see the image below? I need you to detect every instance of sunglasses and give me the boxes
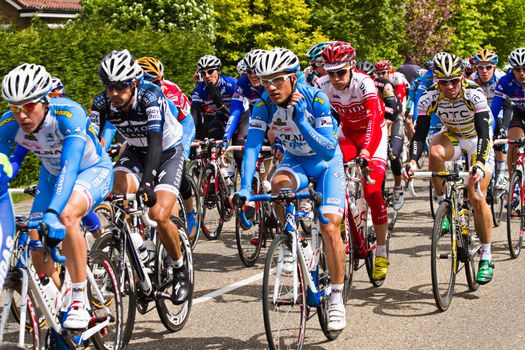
[200,69,217,77]
[376,70,389,75]
[105,80,133,91]
[437,78,462,86]
[246,69,256,75]
[327,68,351,78]
[477,65,494,71]
[513,67,525,73]
[9,101,39,113]
[261,73,293,87]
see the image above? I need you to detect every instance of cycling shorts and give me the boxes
[509,108,525,132]
[29,159,113,223]
[272,148,345,217]
[439,131,494,173]
[114,145,184,195]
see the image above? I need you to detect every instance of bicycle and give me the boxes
[409,168,482,311]
[344,159,388,288]
[90,193,193,347]
[189,139,235,240]
[236,180,351,349]
[494,137,525,258]
[0,218,123,350]
[229,145,276,267]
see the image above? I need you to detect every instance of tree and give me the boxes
[79,0,215,39]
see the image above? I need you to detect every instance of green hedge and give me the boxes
[3,20,213,187]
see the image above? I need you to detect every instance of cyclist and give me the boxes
[404,52,495,284]
[90,49,190,304]
[304,42,332,86]
[491,48,525,178]
[191,55,237,141]
[471,49,512,190]
[356,60,405,210]
[0,63,114,329]
[136,56,199,239]
[236,48,347,331]
[0,153,14,292]
[317,41,391,282]
[397,52,421,84]
[375,60,409,115]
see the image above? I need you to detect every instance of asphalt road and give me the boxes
[12,179,525,349]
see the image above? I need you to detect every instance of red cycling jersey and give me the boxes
[159,79,191,122]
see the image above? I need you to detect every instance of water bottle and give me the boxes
[355,198,367,229]
[130,230,148,263]
[459,207,469,235]
[220,168,233,191]
[262,180,272,193]
[38,274,59,311]
[301,237,313,271]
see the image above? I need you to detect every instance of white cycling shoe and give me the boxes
[63,301,90,330]
[327,302,347,331]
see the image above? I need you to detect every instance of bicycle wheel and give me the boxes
[506,171,523,258]
[430,201,456,312]
[342,212,354,302]
[88,250,124,350]
[489,179,505,227]
[317,241,344,341]
[235,204,263,267]
[0,284,41,350]
[90,229,137,347]
[199,165,224,240]
[155,216,193,332]
[262,234,307,350]
[429,179,437,220]
[463,231,480,292]
[364,224,385,288]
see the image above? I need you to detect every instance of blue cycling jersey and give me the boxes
[413,70,443,132]
[0,188,15,292]
[191,74,237,117]
[90,80,183,152]
[0,97,110,214]
[492,71,525,117]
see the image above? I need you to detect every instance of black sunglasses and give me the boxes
[327,68,350,78]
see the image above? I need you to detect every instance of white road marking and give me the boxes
[193,272,264,304]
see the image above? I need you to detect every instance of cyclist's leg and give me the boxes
[270,153,306,222]
[507,111,525,175]
[112,149,142,194]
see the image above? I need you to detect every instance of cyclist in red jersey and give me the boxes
[316,41,390,282]
[375,60,409,115]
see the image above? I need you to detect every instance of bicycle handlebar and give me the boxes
[225,145,273,153]
[109,193,158,229]
[38,223,66,264]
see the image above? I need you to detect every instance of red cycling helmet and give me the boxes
[322,41,356,71]
[374,60,392,72]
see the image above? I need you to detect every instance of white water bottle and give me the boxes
[302,239,313,270]
[130,230,148,262]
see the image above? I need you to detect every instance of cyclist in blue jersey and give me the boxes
[235,48,347,331]
[493,48,525,176]
[191,55,237,140]
[0,63,114,329]
[90,50,190,304]
[0,153,14,293]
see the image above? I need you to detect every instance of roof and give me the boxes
[15,0,82,12]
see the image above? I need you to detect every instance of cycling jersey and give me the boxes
[388,71,409,110]
[412,79,493,165]
[159,79,191,122]
[241,84,344,216]
[90,81,183,152]
[224,74,263,141]
[0,97,113,215]
[492,71,525,117]
[374,77,401,121]
[0,187,15,292]
[191,74,237,118]
[413,70,443,132]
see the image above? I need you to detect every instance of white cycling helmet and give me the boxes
[255,48,300,77]
[2,63,52,104]
[509,48,525,68]
[98,49,143,84]
[197,55,221,71]
[243,49,266,70]
[237,60,247,75]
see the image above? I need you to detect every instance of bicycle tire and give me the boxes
[181,174,202,251]
[90,229,137,347]
[507,171,523,258]
[429,179,437,220]
[463,231,480,292]
[317,241,343,341]
[235,204,263,267]
[430,201,456,312]
[364,224,385,288]
[0,285,40,350]
[88,249,124,350]
[262,234,307,350]
[155,216,193,332]
[199,165,225,240]
[342,213,355,302]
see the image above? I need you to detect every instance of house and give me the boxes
[0,0,82,28]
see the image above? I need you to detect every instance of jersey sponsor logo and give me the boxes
[256,100,265,108]
[314,96,325,104]
[0,116,15,127]
[54,109,73,119]
[274,118,286,126]
[249,119,267,131]
[146,107,162,121]
[315,116,333,128]
[93,167,110,188]
[56,160,68,195]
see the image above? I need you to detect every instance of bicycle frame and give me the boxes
[0,227,115,348]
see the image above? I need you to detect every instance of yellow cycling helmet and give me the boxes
[136,56,165,82]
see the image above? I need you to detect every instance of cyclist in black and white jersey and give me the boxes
[404,52,495,285]
[90,49,190,304]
